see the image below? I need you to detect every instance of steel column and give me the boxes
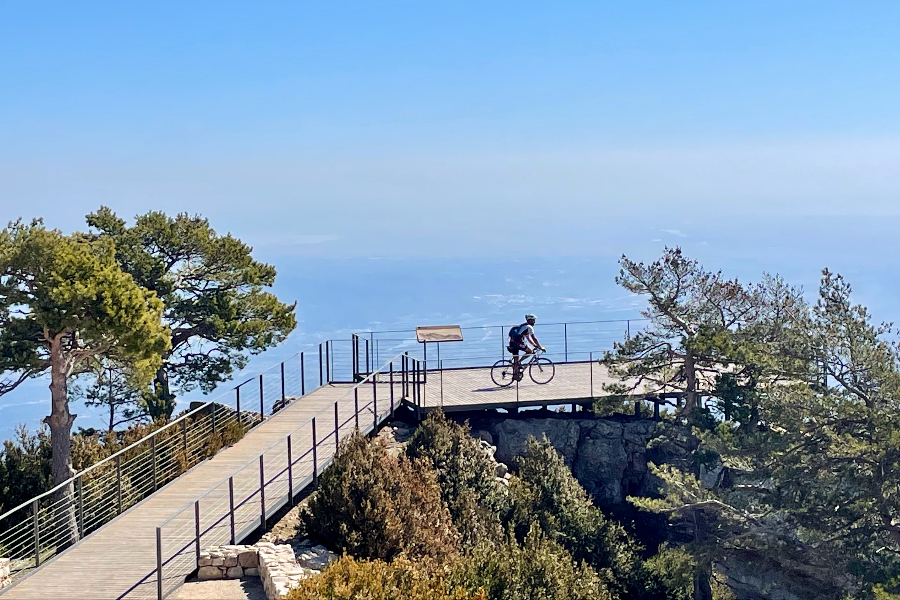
[156,527,163,600]
[287,435,293,506]
[259,374,264,418]
[194,501,201,562]
[259,455,266,528]
[32,499,40,567]
[229,477,235,544]
[312,418,319,486]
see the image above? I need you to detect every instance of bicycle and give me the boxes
[491,349,555,387]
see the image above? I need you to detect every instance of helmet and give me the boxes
[525,314,536,321]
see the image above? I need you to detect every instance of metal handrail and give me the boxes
[156,352,411,529]
[0,343,322,524]
[349,317,649,335]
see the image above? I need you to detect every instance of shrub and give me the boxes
[405,410,507,547]
[511,435,638,576]
[286,555,485,600]
[453,524,615,600]
[301,432,459,561]
[511,435,683,600]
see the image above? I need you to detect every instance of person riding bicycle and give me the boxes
[507,314,545,380]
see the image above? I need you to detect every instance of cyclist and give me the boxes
[507,314,546,380]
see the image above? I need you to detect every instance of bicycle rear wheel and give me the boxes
[529,357,555,384]
[491,359,516,387]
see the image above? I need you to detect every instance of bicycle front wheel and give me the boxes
[491,359,516,387]
[529,357,555,384]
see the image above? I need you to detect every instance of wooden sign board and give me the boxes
[415,325,464,343]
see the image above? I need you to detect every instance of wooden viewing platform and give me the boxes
[0,360,648,600]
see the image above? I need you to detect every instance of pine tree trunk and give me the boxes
[152,363,175,420]
[693,561,713,600]
[684,351,698,413]
[43,335,79,547]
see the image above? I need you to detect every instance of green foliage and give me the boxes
[0,426,51,515]
[86,207,296,419]
[602,246,809,426]
[302,432,459,562]
[453,525,614,600]
[405,410,508,547]
[0,218,171,394]
[286,555,486,600]
[511,436,637,576]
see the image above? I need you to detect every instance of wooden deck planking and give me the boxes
[1,382,384,600]
[1,362,630,600]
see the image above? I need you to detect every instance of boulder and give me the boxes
[197,566,223,581]
[225,566,244,579]
[238,550,259,568]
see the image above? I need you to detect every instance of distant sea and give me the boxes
[3,215,900,440]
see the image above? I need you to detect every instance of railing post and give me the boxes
[281,362,286,401]
[77,475,84,539]
[211,402,217,434]
[287,435,293,506]
[564,323,568,363]
[334,402,339,451]
[151,434,158,492]
[194,500,201,562]
[182,419,188,454]
[365,338,370,375]
[389,361,395,419]
[156,526,163,600]
[32,499,40,568]
[589,352,594,398]
[352,334,358,380]
[373,375,378,429]
[500,326,505,360]
[229,476,235,544]
[326,341,331,383]
[236,386,242,426]
[312,418,318,487]
[319,344,324,386]
[627,320,631,339]
[116,454,123,515]
[259,455,266,529]
[259,374,264,418]
[354,387,359,430]
[301,352,306,396]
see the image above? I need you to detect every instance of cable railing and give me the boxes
[350,318,648,377]
[154,353,423,600]
[0,340,347,586]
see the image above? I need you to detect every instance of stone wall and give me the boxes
[0,558,10,590]
[197,541,336,600]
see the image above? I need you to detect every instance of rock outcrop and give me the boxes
[471,415,659,506]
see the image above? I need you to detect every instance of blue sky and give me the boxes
[2,1,900,258]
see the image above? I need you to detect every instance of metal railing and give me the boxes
[351,318,648,377]
[154,353,423,600]
[0,340,346,586]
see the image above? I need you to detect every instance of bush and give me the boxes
[301,432,459,561]
[405,410,507,546]
[453,524,614,600]
[286,555,485,600]
[511,435,683,600]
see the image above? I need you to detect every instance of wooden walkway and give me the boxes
[1,362,630,600]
